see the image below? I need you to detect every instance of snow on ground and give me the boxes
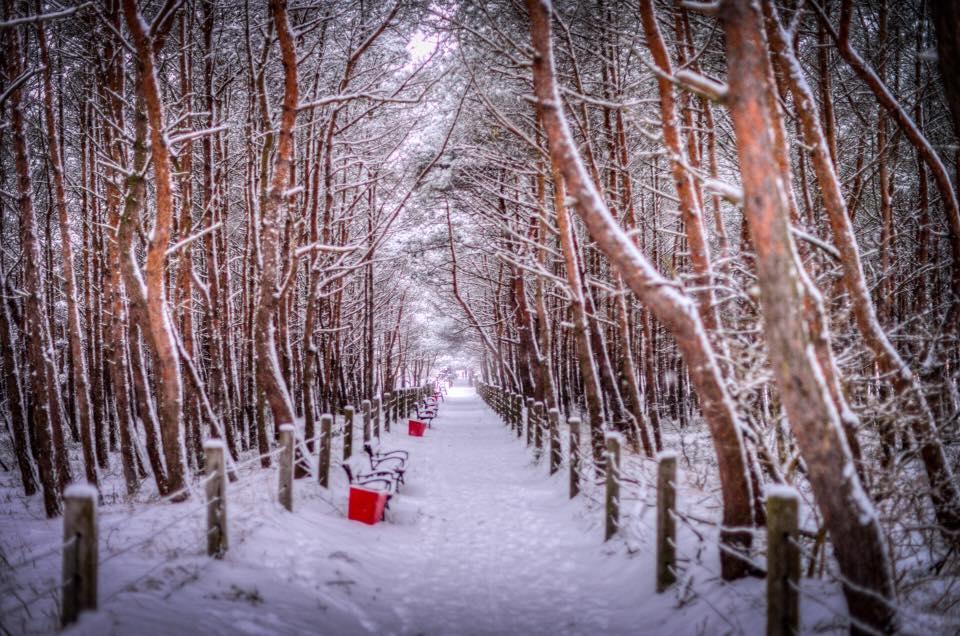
[2,382,855,635]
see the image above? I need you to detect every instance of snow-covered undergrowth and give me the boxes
[1,384,942,635]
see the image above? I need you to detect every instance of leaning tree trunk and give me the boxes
[764,0,960,548]
[722,0,897,631]
[526,0,757,580]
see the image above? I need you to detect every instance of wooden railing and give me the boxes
[476,381,801,636]
[0,384,433,631]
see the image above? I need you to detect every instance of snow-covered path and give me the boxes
[71,383,660,635]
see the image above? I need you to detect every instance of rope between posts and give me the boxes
[232,429,329,474]
[3,536,76,573]
[1,416,366,627]
[786,535,818,560]
[0,572,61,604]
[98,500,208,567]
[784,538,906,615]
[715,540,767,574]
[787,580,886,636]
[226,469,276,495]
[98,472,217,536]
[231,445,287,471]
[665,535,759,608]
[0,577,70,618]
[669,509,706,542]
[100,485,292,608]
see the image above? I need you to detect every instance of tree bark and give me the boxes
[764,0,960,546]
[723,1,897,630]
[256,0,300,431]
[122,0,188,497]
[526,0,757,579]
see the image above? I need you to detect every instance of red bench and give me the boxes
[408,419,427,436]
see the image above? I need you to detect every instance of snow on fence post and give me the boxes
[62,483,98,626]
[766,486,800,636]
[383,393,392,433]
[533,401,544,460]
[278,424,295,512]
[656,451,677,592]
[318,413,333,487]
[373,395,382,438]
[362,400,372,443]
[548,407,561,475]
[604,433,622,541]
[343,406,355,460]
[525,397,535,446]
[204,440,227,558]
[568,417,581,498]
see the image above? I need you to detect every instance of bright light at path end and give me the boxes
[407,29,439,63]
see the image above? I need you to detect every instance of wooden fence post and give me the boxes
[766,486,800,636]
[533,401,544,460]
[205,440,227,557]
[374,395,382,438]
[278,424,294,512]
[343,406,355,460]
[568,417,581,498]
[318,413,332,487]
[656,451,677,592]
[548,407,561,475]
[605,432,622,541]
[383,393,392,433]
[514,394,522,437]
[525,397,535,446]
[362,399,372,443]
[62,484,97,627]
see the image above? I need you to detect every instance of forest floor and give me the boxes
[1,383,856,635]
